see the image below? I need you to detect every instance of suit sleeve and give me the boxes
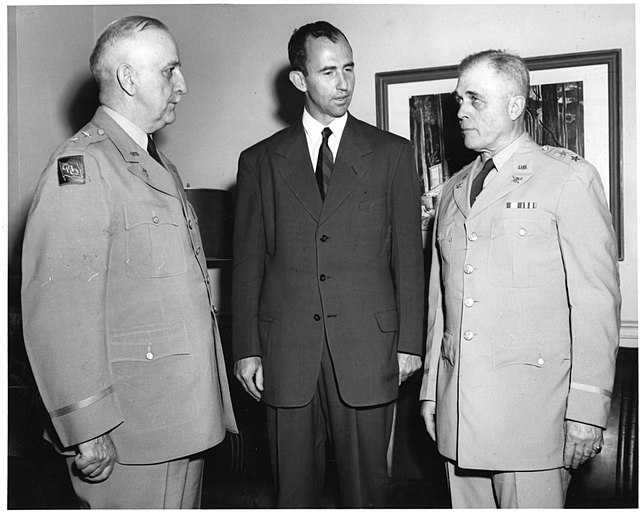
[391,141,425,355]
[420,206,444,401]
[231,149,266,361]
[557,162,621,428]
[21,150,123,449]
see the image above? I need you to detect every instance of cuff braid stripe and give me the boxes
[49,385,115,418]
[570,381,612,398]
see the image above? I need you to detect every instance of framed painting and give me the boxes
[375,49,623,259]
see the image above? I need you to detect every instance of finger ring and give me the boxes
[593,446,602,454]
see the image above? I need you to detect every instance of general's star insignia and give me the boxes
[571,155,580,162]
[559,150,567,157]
[512,176,523,184]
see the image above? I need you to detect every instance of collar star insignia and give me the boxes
[559,150,567,157]
[571,155,580,162]
[456,181,464,189]
[512,176,523,184]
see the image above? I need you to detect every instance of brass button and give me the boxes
[518,228,527,236]
[468,232,478,242]
[537,357,545,365]
[464,264,474,274]
[463,330,474,341]
[152,216,160,224]
[146,351,154,360]
[464,298,475,307]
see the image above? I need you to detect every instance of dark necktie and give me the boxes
[315,127,334,200]
[147,134,164,167]
[470,158,494,207]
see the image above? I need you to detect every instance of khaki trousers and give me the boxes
[66,453,204,509]
[446,460,572,508]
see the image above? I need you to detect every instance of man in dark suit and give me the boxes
[232,21,424,508]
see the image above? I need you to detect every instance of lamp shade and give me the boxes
[185,188,234,262]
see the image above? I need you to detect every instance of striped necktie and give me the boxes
[315,127,334,200]
[470,158,494,207]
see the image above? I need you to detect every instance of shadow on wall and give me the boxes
[273,64,304,126]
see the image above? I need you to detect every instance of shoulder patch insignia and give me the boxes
[57,155,86,186]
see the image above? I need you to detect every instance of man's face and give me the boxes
[296,35,355,125]
[129,28,187,133]
[453,61,518,157]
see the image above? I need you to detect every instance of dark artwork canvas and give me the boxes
[410,80,585,197]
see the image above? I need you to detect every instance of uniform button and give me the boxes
[314,314,321,321]
[464,297,475,307]
[463,330,474,341]
[518,228,527,236]
[146,351,154,360]
[196,247,201,255]
[97,129,105,135]
[537,357,545,365]
[464,264,474,274]
[320,235,329,242]
[206,277,210,284]
[152,216,160,224]
[468,232,478,242]
[320,274,326,281]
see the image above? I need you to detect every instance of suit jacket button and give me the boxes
[463,330,474,341]
[320,274,326,281]
[314,314,321,321]
[320,235,329,242]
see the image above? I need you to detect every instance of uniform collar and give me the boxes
[101,105,148,153]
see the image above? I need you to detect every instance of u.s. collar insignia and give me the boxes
[511,176,523,184]
[57,155,86,186]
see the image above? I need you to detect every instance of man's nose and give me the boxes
[174,69,187,95]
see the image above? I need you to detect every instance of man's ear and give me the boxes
[508,95,526,120]
[289,70,307,93]
[117,64,135,96]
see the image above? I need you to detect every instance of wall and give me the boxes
[8,4,637,343]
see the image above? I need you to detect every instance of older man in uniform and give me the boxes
[420,49,620,508]
[21,15,236,509]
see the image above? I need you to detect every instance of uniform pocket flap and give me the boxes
[374,309,398,333]
[110,320,189,362]
[124,201,179,229]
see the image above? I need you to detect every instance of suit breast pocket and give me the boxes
[124,201,187,278]
[488,214,562,288]
[356,197,388,249]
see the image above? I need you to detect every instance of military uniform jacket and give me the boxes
[232,114,424,408]
[420,134,620,471]
[22,107,237,465]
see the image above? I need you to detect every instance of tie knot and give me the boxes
[322,127,332,142]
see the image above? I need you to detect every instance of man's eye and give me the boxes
[471,96,483,107]
[164,68,174,77]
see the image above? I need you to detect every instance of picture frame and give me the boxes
[375,49,623,260]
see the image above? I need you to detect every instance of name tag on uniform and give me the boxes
[505,201,537,209]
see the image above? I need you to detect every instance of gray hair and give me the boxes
[89,15,168,84]
[459,49,530,97]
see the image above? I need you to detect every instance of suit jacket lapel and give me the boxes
[92,107,181,200]
[275,123,323,220]
[320,115,371,224]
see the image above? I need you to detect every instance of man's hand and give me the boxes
[421,400,437,442]
[234,356,264,401]
[563,420,604,469]
[398,352,422,385]
[75,433,117,482]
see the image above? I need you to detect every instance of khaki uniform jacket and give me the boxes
[420,134,620,471]
[22,107,237,465]
[232,114,424,408]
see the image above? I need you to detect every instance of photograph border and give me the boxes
[375,49,623,260]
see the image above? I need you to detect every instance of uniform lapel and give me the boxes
[92,107,181,200]
[468,136,537,218]
[453,157,480,218]
[319,115,371,224]
[275,124,323,221]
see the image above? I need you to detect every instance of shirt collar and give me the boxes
[491,132,528,172]
[302,108,348,144]
[102,105,149,152]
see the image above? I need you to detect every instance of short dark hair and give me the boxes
[288,21,349,75]
[459,49,530,97]
[89,15,168,82]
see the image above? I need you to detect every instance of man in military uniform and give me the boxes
[21,15,236,508]
[420,49,620,508]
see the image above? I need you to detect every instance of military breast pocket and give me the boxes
[124,201,187,278]
[488,214,561,288]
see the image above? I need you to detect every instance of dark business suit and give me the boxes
[232,113,424,506]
